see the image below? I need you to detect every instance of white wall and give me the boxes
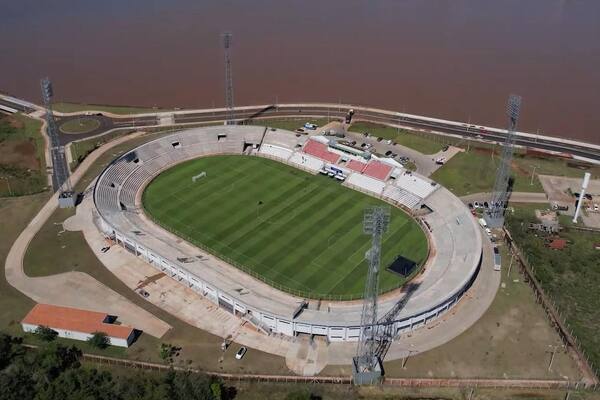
[21,323,132,348]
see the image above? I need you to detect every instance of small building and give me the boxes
[547,238,568,251]
[21,304,136,348]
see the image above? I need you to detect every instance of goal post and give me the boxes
[192,172,207,182]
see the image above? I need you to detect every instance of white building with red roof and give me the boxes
[21,304,136,348]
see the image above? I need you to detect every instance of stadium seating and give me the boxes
[94,125,482,343]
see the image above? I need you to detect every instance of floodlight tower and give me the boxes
[352,206,390,385]
[485,94,522,228]
[41,78,75,208]
[222,32,235,125]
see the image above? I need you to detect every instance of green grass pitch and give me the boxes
[142,156,429,300]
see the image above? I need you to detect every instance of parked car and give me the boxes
[376,137,383,142]
[235,347,247,360]
[385,150,393,156]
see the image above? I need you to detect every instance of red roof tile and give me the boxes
[22,304,134,339]
[346,160,367,173]
[303,140,340,164]
[363,160,392,181]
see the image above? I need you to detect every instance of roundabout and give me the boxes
[59,117,101,134]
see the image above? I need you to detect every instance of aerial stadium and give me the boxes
[92,124,483,342]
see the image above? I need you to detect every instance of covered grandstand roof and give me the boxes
[303,140,340,164]
[363,160,392,181]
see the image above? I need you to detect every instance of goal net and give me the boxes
[192,172,207,182]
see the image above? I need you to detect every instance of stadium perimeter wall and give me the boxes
[92,126,482,342]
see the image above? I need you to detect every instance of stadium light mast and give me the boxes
[485,94,522,228]
[352,206,390,385]
[222,32,235,125]
[40,78,76,208]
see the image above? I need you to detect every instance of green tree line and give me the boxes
[0,333,227,400]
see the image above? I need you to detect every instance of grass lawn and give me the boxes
[432,146,600,197]
[322,244,581,380]
[348,122,445,155]
[53,102,160,115]
[143,156,428,300]
[506,206,600,376]
[59,117,101,134]
[0,113,48,197]
[0,194,49,334]
[17,133,291,374]
[247,118,333,132]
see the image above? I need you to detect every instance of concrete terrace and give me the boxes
[92,125,482,341]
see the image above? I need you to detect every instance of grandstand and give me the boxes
[93,125,482,342]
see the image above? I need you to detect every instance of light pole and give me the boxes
[530,165,539,186]
[1,176,12,196]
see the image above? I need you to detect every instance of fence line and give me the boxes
[76,351,598,390]
[502,227,599,385]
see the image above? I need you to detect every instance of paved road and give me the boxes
[4,130,171,338]
[461,192,549,205]
[2,93,599,162]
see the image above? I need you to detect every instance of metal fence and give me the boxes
[503,227,599,385]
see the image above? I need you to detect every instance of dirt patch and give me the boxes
[473,146,496,156]
[0,139,39,170]
[512,161,530,177]
[6,115,24,129]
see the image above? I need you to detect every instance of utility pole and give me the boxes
[530,165,538,186]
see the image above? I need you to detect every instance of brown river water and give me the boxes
[1,0,599,143]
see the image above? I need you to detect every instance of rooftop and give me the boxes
[22,304,134,339]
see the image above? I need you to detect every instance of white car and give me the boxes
[235,346,247,360]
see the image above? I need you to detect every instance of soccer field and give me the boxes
[142,155,428,299]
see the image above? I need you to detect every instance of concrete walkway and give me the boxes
[4,131,171,338]
[460,192,549,205]
[76,178,500,374]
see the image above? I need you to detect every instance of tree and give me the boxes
[285,388,321,400]
[36,342,82,381]
[87,332,110,349]
[35,325,58,342]
[0,333,24,370]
